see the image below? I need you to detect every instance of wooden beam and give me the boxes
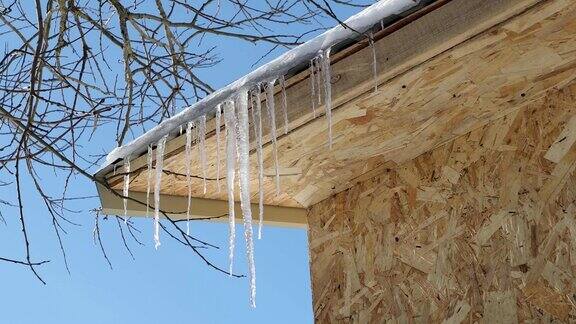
[96,184,307,228]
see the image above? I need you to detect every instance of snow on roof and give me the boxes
[100,0,421,172]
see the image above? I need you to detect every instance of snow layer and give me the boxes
[101,0,419,169]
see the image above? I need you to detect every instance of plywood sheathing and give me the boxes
[272,0,576,207]
[108,0,576,210]
[307,83,576,323]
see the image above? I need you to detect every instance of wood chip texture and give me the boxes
[308,82,576,322]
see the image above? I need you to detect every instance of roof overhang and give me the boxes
[96,0,576,227]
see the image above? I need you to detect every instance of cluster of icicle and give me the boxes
[120,48,345,308]
[310,49,335,148]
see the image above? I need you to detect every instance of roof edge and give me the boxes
[97,0,423,175]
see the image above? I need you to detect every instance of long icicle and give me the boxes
[321,49,333,149]
[315,57,323,105]
[279,76,289,135]
[215,104,222,193]
[185,120,194,235]
[146,146,153,217]
[122,158,130,223]
[251,87,265,239]
[223,100,237,276]
[309,60,317,118]
[369,32,378,93]
[266,81,281,195]
[235,90,257,308]
[154,135,168,249]
[198,115,208,194]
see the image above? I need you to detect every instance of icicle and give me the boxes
[215,104,222,193]
[251,87,265,239]
[266,81,281,195]
[309,61,317,118]
[315,57,323,105]
[223,100,237,276]
[235,90,257,308]
[279,76,289,135]
[369,32,378,93]
[146,146,153,217]
[153,135,167,250]
[185,121,194,235]
[122,158,130,223]
[321,49,333,149]
[198,115,208,194]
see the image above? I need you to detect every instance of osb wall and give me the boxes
[307,83,576,323]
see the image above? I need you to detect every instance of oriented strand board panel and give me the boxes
[106,0,576,210]
[307,84,576,323]
[272,0,576,207]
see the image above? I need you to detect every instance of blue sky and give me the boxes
[0,2,363,323]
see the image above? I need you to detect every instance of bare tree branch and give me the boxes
[0,0,369,282]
